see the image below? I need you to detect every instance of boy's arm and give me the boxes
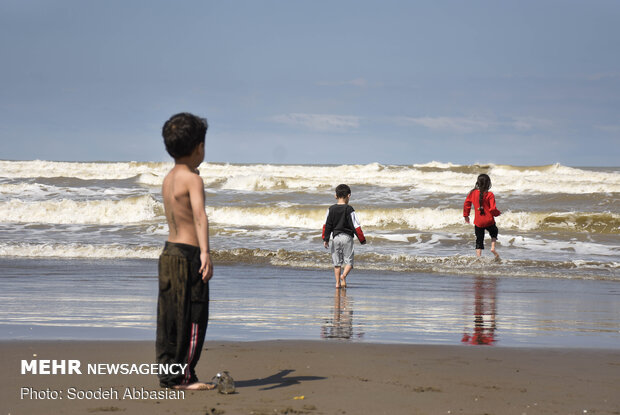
[350,210,366,245]
[188,173,213,282]
[322,209,331,248]
[488,192,501,217]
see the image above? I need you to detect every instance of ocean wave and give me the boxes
[2,243,617,281]
[0,182,60,196]
[205,206,620,234]
[0,182,141,201]
[412,161,462,169]
[0,195,162,225]
[502,234,619,256]
[3,160,619,194]
[503,211,620,233]
[0,242,162,259]
[0,160,172,180]
[1,194,618,234]
[224,249,619,280]
[200,162,620,194]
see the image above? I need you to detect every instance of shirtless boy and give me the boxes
[156,112,214,390]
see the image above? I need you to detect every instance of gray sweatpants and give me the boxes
[330,233,354,267]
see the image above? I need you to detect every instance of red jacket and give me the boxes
[463,190,501,228]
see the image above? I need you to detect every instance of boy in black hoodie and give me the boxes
[322,184,366,288]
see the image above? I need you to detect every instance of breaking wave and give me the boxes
[0,242,161,259]
[0,160,172,180]
[3,160,619,194]
[0,195,162,225]
[1,195,618,234]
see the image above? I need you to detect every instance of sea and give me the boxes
[1,160,619,347]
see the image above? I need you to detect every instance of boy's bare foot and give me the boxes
[491,248,500,259]
[172,382,215,391]
[340,277,347,288]
[336,283,341,288]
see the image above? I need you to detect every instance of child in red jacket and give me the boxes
[463,174,501,259]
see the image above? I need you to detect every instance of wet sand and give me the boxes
[3,340,619,415]
[3,260,620,348]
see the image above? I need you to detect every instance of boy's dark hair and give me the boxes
[335,184,351,199]
[162,113,208,159]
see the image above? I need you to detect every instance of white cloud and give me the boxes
[269,113,361,132]
[395,116,492,133]
[391,116,553,134]
[595,124,620,133]
[509,117,554,131]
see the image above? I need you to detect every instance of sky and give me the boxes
[1,0,619,166]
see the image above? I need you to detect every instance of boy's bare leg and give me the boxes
[490,238,500,259]
[340,265,353,287]
[476,249,482,257]
[334,266,342,288]
[173,382,216,391]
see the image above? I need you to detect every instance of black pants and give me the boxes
[156,242,209,388]
[474,225,498,250]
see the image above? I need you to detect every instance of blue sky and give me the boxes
[1,0,619,166]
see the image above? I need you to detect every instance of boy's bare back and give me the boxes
[163,165,203,247]
[162,162,213,281]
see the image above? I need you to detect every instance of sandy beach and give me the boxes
[2,340,619,415]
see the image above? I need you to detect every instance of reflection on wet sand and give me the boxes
[321,289,364,340]
[462,276,497,345]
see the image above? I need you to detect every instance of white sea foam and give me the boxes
[207,206,469,231]
[2,192,617,235]
[136,171,224,188]
[259,249,620,280]
[0,182,59,199]
[488,163,620,194]
[1,243,617,282]
[203,163,475,192]
[207,206,619,233]
[207,206,325,229]
[204,162,620,194]
[371,233,422,243]
[0,182,140,200]
[0,242,161,259]
[206,206,461,230]
[501,211,620,233]
[0,195,162,224]
[3,160,618,194]
[412,161,462,169]
[219,174,330,192]
[0,160,172,180]
[501,234,619,257]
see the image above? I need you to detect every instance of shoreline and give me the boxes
[4,336,620,351]
[2,260,620,348]
[3,340,620,414]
